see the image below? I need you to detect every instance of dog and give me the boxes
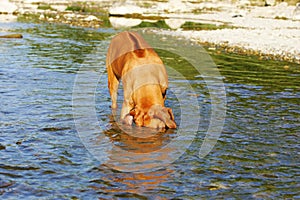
[106,31,176,129]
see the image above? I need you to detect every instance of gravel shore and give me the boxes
[1,0,300,63]
[153,11,300,63]
[110,0,300,63]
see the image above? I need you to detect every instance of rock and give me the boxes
[63,13,76,21]
[292,3,300,20]
[157,0,190,13]
[265,0,276,6]
[109,17,141,28]
[51,5,67,12]
[165,18,186,29]
[238,0,251,7]
[232,14,243,18]
[39,14,45,20]
[276,2,288,8]
[0,143,5,150]
[109,4,144,15]
[283,65,289,70]
[0,15,17,22]
[0,0,17,14]
[84,15,98,21]
[0,34,23,38]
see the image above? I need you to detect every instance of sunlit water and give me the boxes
[0,22,299,199]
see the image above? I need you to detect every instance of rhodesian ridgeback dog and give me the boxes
[106,31,176,129]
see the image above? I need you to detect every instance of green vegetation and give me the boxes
[17,13,42,23]
[133,20,170,29]
[37,4,54,11]
[109,13,166,21]
[181,22,235,31]
[275,16,288,20]
[136,2,153,8]
[98,16,111,28]
[191,7,221,14]
[65,3,107,14]
[132,20,235,30]
[65,5,84,12]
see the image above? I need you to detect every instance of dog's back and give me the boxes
[106,31,164,79]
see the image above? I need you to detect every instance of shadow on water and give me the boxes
[0,21,299,199]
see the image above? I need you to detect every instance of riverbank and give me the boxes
[1,0,300,63]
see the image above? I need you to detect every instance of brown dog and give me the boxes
[106,31,176,129]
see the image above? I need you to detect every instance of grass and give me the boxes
[17,13,41,23]
[133,20,170,29]
[181,22,235,31]
[137,2,153,8]
[191,7,221,14]
[109,13,166,21]
[37,4,55,11]
[66,5,85,12]
[65,3,108,14]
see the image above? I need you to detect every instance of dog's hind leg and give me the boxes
[107,65,119,109]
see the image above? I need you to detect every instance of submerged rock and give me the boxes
[0,143,5,150]
[0,34,23,38]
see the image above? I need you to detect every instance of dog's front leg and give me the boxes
[120,100,134,125]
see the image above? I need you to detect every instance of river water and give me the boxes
[0,21,299,199]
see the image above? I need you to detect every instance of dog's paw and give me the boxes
[121,114,133,125]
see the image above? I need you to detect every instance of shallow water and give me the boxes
[0,22,299,199]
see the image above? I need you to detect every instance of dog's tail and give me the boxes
[128,32,148,58]
[133,49,146,58]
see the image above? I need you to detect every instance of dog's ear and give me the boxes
[164,107,176,129]
[154,107,176,129]
[166,107,175,121]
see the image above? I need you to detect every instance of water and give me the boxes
[0,21,299,199]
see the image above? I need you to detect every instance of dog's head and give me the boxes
[129,105,176,129]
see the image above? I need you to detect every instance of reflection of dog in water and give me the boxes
[106,31,176,129]
[103,114,175,153]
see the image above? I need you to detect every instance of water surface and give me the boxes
[0,22,299,199]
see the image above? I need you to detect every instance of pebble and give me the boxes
[283,65,289,70]
[34,10,103,29]
[39,14,45,20]
[293,3,300,20]
[156,29,300,64]
[84,15,98,21]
